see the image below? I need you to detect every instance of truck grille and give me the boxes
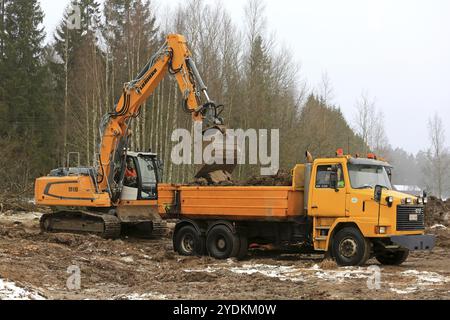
[396,205,425,231]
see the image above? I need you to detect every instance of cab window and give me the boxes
[315,165,345,189]
[137,156,158,200]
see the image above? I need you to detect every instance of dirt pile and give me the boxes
[190,169,292,187]
[0,195,48,214]
[237,169,292,186]
[425,197,449,227]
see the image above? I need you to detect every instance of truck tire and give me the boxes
[174,225,205,256]
[206,225,240,259]
[375,249,409,265]
[236,234,249,260]
[331,227,370,266]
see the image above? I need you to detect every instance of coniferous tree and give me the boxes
[0,0,56,191]
[52,0,103,165]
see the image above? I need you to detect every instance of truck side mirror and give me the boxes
[374,185,383,202]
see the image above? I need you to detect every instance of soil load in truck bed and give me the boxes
[190,169,293,187]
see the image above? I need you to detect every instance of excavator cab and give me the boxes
[120,152,162,201]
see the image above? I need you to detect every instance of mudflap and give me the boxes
[390,235,436,251]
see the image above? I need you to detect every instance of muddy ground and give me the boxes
[0,210,449,300]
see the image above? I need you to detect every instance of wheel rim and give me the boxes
[339,237,358,258]
[181,234,195,253]
[216,236,227,252]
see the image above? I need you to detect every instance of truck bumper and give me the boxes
[390,235,436,251]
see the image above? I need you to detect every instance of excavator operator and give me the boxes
[125,158,138,187]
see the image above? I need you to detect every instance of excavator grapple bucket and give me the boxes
[195,128,238,184]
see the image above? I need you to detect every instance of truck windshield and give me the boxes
[348,164,392,190]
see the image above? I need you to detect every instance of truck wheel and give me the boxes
[206,225,239,259]
[174,225,205,256]
[375,249,409,265]
[236,234,248,260]
[331,227,370,266]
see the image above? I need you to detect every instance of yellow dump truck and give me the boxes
[158,152,435,266]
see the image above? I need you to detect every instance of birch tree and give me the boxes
[353,91,388,155]
[425,113,450,198]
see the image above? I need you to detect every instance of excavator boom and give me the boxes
[99,34,235,201]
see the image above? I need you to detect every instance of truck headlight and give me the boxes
[417,198,423,204]
[405,198,412,204]
[386,196,394,207]
[423,197,428,204]
[376,226,387,234]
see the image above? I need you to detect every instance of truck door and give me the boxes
[310,164,347,217]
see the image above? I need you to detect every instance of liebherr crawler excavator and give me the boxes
[34,34,235,238]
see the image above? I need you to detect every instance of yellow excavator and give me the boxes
[35,34,235,238]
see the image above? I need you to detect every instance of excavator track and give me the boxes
[40,210,121,239]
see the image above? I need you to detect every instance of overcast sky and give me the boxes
[40,0,450,155]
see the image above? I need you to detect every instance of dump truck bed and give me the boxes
[158,184,304,221]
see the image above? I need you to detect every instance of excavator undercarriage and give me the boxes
[40,210,122,239]
[39,210,169,239]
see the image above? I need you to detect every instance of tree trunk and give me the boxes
[169,83,178,182]
[164,80,172,180]
[63,25,69,166]
[85,71,90,166]
[155,84,160,153]
[0,0,4,57]
[158,80,165,156]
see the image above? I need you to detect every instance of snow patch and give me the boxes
[430,224,447,230]
[0,279,45,300]
[389,287,418,294]
[229,264,305,282]
[120,292,167,300]
[185,263,450,290]
[184,266,217,274]
[310,266,373,282]
[185,263,377,284]
[401,270,449,284]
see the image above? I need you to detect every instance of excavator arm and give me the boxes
[98,34,233,201]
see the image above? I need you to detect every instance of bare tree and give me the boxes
[318,71,334,104]
[353,91,388,154]
[425,113,450,198]
[244,0,267,45]
[370,108,389,154]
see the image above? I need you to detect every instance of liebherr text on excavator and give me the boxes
[35,34,236,238]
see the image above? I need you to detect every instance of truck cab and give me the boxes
[306,153,435,266]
